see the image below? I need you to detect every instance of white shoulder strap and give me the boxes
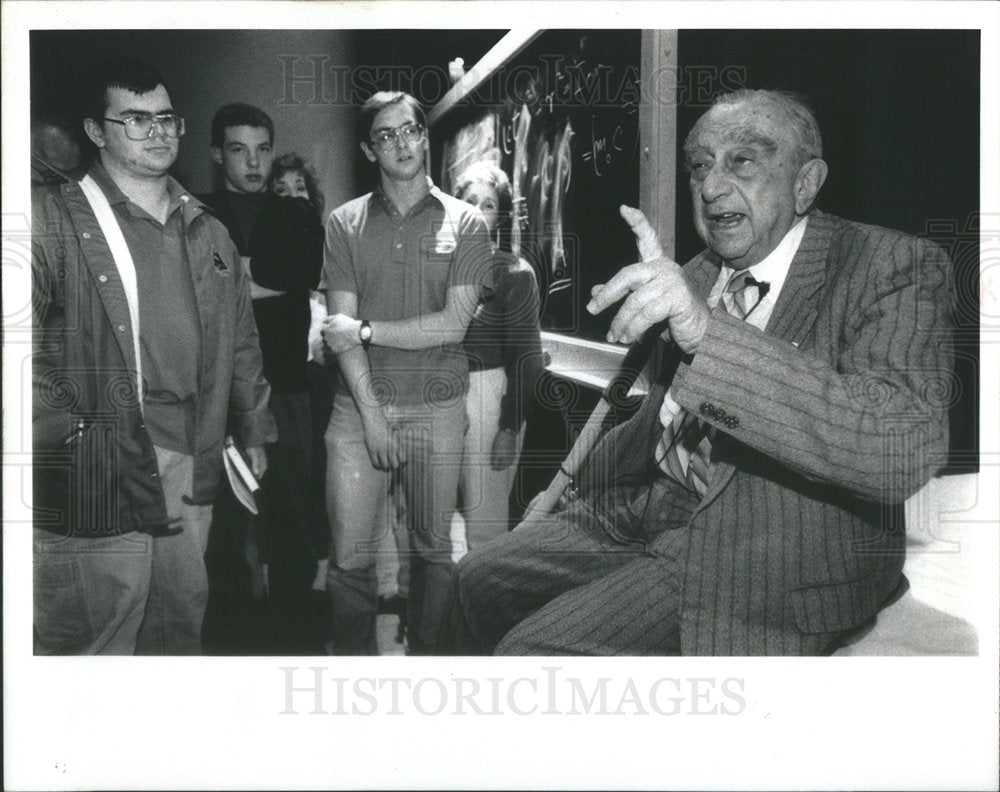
[77,174,143,412]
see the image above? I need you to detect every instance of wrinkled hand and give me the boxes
[490,428,518,470]
[361,409,405,471]
[586,205,709,352]
[310,329,334,365]
[308,296,332,364]
[246,446,268,480]
[321,314,362,355]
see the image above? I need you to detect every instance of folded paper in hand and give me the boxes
[224,436,259,514]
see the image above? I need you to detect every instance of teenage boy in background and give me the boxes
[200,103,324,653]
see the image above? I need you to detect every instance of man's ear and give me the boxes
[794,158,828,215]
[210,146,223,166]
[83,118,104,149]
[360,141,377,163]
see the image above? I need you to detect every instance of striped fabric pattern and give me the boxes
[453,211,953,655]
[649,211,950,654]
[453,476,698,655]
[724,269,768,319]
[658,267,767,494]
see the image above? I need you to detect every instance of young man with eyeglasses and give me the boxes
[318,91,492,654]
[197,104,325,654]
[31,58,276,654]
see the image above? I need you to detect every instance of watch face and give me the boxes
[360,322,372,342]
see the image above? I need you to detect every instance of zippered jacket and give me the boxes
[31,168,277,537]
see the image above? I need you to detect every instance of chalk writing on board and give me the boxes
[437,30,641,338]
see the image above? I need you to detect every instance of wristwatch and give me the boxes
[359,319,372,349]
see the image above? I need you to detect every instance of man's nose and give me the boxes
[247,149,259,166]
[699,165,731,202]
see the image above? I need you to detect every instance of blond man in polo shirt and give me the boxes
[320,91,492,655]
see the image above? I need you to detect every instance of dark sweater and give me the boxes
[199,191,323,393]
[462,251,546,431]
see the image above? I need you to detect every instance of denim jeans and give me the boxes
[33,446,212,655]
[325,395,467,653]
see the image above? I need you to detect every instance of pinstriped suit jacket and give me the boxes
[581,210,953,655]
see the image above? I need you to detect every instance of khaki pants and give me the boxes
[324,395,467,654]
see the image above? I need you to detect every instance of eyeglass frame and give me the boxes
[367,122,425,154]
[102,113,186,140]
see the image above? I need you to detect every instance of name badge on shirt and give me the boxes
[433,238,456,255]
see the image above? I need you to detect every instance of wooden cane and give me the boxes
[517,204,671,526]
[518,321,667,527]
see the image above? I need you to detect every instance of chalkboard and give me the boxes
[432,30,642,341]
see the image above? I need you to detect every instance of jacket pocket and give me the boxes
[788,574,881,635]
[34,418,122,538]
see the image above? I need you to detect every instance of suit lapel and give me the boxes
[693,211,834,514]
[684,250,723,302]
[761,210,834,346]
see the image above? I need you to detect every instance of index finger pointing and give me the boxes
[620,204,664,262]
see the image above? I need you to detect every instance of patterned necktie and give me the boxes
[657,270,770,496]
[724,269,770,320]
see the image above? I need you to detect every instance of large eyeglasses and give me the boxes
[103,113,186,140]
[369,123,425,153]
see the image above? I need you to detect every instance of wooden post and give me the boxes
[639,30,678,260]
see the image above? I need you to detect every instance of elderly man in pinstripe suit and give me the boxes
[451,89,953,656]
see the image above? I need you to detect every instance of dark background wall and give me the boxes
[31,29,360,212]
[30,28,506,209]
[675,30,980,255]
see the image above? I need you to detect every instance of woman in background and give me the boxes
[268,153,329,369]
[453,161,545,549]
[269,152,325,213]
[266,153,335,642]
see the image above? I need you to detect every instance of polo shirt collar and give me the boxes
[373,175,440,219]
[87,161,202,223]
